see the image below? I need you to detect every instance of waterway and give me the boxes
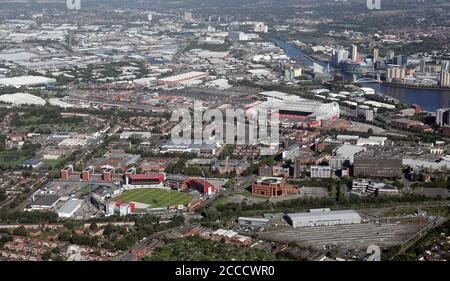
[270,37,326,67]
[270,37,450,112]
[360,83,450,112]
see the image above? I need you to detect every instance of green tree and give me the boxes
[13,226,28,236]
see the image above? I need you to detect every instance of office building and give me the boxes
[285,69,295,81]
[351,44,358,62]
[357,105,374,121]
[440,61,450,87]
[393,55,408,66]
[386,64,406,82]
[373,48,379,63]
[228,31,247,41]
[330,156,346,169]
[183,12,193,21]
[353,156,402,178]
[254,23,268,33]
[332,48,348,66]
[386,50,395,60]
[310,165,332,178]
[252,177,286,197]
[436,108,450,127]
[258,165,273,177]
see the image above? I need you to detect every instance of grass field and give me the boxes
[113,189,192,208]
[43,158,66,169]
[0,151,25,167]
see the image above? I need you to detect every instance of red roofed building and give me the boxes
[124,173,165,189]
[113,201,136,212]
[185,178,215,195]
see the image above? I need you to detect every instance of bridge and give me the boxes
[354,72,382,83]
[354,77,380,83]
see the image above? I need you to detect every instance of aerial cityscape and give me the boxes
[0,0,450,268]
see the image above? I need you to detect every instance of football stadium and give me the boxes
[245,91,340,125]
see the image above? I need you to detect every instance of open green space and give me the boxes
[0,151,26,167]
[113,188,192,208]
[43,158,67,169]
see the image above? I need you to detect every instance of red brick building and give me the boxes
[251,177,287,197]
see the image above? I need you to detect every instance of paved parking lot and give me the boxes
[299,187,329,198]
[261,222,426,249]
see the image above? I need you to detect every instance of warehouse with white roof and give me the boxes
[57,198,83,218]
[286,208,361,227]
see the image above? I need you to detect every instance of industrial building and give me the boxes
[160,142,217,156]
[238,217,270,227]
[356,136,387,146]
[334,144,366,164]
[391,118,430,131]
[210,229,252,246]
[286,209,361,227]
[119,131,151,140]
[157,71,208,86]
[56,199,83,218]
[26,195,61,210]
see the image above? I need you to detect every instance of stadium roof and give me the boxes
[186,178,214,188]
[127,173,165,181]
[0,93,46,106]
[0,75,56,87]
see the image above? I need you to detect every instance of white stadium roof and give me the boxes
[0,75,56,87]
[0,93,46,106]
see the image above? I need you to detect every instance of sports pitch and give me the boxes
[113,189,192,208]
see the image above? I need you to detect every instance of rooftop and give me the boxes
[28,195,61,208]
[57,199,83,215]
